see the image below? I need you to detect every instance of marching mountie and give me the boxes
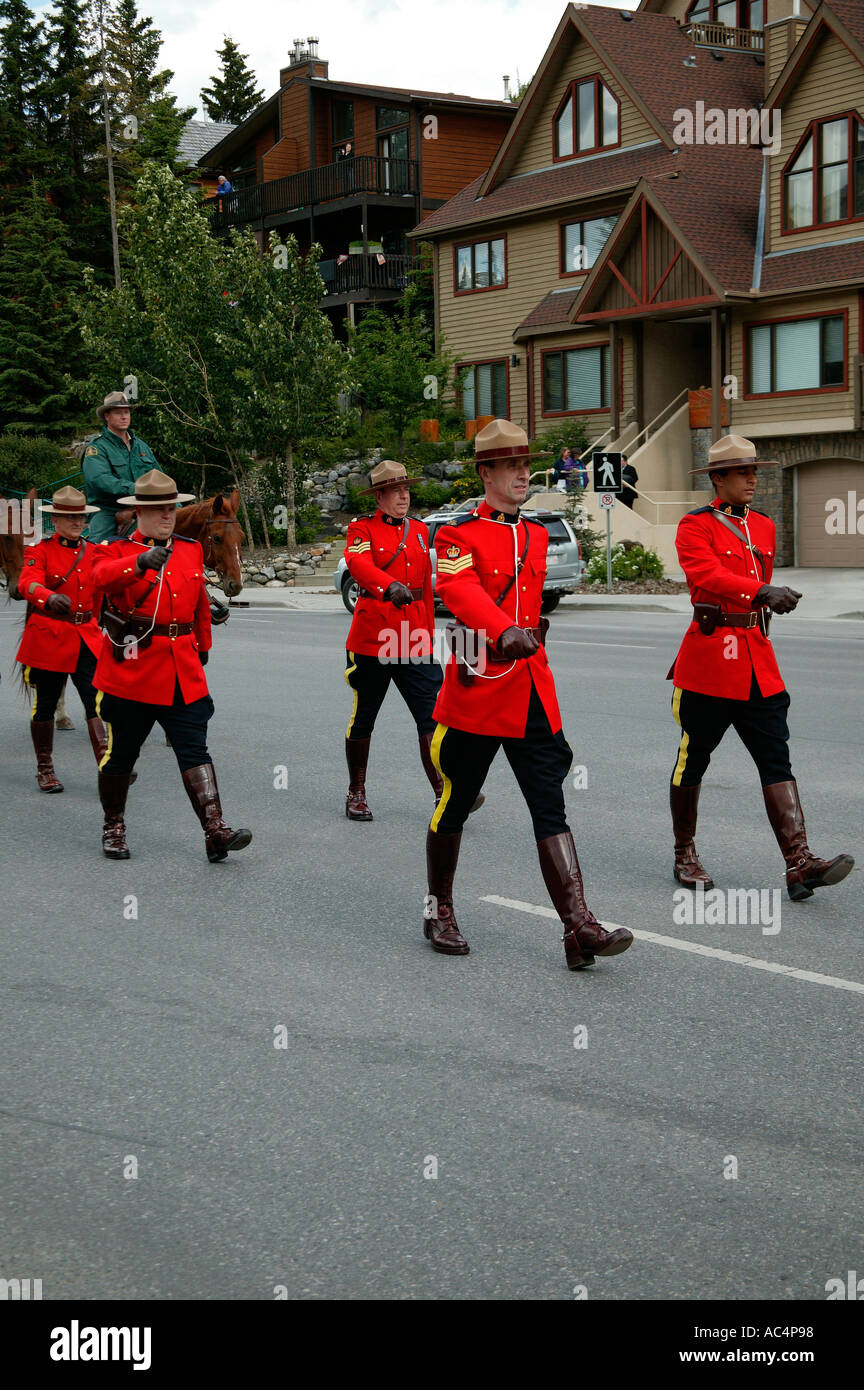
[15,487,109,792]
[91,469,252,863]
[423,418,633,970]
[668,433,853,902]
[342,459,484,820]
[82,392,159,543]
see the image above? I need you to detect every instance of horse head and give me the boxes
[175,490,245,597]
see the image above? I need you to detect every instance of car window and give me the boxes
[541,518,570,542]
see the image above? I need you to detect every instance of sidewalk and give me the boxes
[233,568,863,621]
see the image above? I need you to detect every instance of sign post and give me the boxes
[593,453,623,595]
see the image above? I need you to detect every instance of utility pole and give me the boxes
[93,0,121,288]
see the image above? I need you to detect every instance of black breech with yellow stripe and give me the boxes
[344,651,442,740]
[671,675,793,789]
[96,683,213,774]
[430,681,573,841]
[23,641,98,722]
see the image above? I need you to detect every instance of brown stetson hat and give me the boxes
[117,468,195,507]
[39,485,99,516]
[360,459,422,495]
[474,418,531,466]
[97,391,137,421]
[691,433,780,475]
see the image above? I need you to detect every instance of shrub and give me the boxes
[343,481,376,516]
[0,433,77,493]
[586,541,664,584]
[412,480,453,510]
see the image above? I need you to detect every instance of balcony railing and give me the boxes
[684,21,764,51]
[205,156,420,230]
[317,253,413,298]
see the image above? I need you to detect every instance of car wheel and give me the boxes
[540,593,561,614]
[341,575,360,614]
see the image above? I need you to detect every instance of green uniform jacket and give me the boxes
[82,427,158,542]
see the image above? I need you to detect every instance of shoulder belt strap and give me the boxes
[378,518,410,574]
[704,508,766,574]
[495,522,532,609]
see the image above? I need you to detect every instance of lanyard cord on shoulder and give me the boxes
[460,519,521,682]
[103,539,169,648]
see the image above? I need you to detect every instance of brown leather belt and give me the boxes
[696,609,759,628]
[485,625,544,663]
[151,621,194,638]
[359,587,424,602]
[54,609,93,625]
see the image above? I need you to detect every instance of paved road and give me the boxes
[1,604,862,1300]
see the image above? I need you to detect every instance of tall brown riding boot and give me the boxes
[763,780,854,902]
[31,720,63,793]
[538,831,633,970]
[345,736,373,820]
[98,770,132,858]
[181,763,252,863]
[424,827,470,955]
[418,732,484,813]
[670,782,714,889]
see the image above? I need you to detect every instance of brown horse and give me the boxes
[172,490,245,598]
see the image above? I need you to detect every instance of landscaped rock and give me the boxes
[265,579,284,588]
[260,565,276,579]
[443,462,464,479]
[317,493,341,512]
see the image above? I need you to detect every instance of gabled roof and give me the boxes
[516,288,581,336]
[478,3,763,195]
[765,1,864,112]
[180,120,236,167]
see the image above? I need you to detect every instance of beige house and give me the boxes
[413,1,864,568]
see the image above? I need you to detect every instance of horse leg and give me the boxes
[55,682,75,731]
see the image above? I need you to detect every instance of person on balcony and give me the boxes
[216,174,233,194]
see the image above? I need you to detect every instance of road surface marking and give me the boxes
[481,895,864,996]
[549,639,655,650]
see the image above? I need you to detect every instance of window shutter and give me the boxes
[476,364,493,417]
[567,348,603,410]
[749,325,772,394]
[462,368,476,419]
[545,355,563,413]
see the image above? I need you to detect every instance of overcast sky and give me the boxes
[36,0,641,115]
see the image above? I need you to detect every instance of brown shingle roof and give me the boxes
[759,238,864,294]
[826,0,864,48]
[517,288,581,334]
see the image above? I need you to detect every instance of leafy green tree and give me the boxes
[0,182,83,433]
[349,286,454,450]
[0,0,52,220]
[200,36,263,123]
[44,0,112,276]
[76,165,351,546]
[105,0,194,180]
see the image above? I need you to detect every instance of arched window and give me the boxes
[554,77,619,161]
[784,114,864,231]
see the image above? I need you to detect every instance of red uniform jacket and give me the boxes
[669,501,784,700]
[16,535,104,673]
[344,510,435,657]
[432,500,562,738]
[91,532,211,705]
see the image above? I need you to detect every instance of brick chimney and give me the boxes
[280,36,328,87]
[764,1,813,95]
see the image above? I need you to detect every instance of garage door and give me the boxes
[796,459,864,567]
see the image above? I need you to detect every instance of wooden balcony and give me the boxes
[317,252,413,303]
[205,156,420,231]
[684,21,764,51]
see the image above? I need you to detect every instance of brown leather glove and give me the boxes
[384,582,415,608]
[45,593,72,615]
[496,625,539,660]
[755,584,802,615]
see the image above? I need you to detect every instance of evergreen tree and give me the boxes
[200,36,263,123]
[105,0,194,179]
[0,0,52,219]
[43,0,112,277]
[0,182,83,433]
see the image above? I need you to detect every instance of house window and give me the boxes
[687,1,763,27]
[560,214,617,274]
[784,115,864,230]
[376,106,409,130]
[747,315,845,395]
[554,78,619,160]
[454,237,506,293]
[544,345,611,414]
[459,361,507,419]
[332,100,354,155]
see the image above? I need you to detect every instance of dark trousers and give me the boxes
[431,681,573,840]
[671,673,793,789]
[97,682,214,774]
[24,640,98,722]
[345,651,443,739]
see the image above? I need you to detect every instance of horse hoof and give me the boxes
[55,718,75,731]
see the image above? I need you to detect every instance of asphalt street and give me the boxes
[1,601,862,1301]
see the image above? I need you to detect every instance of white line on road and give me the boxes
[549,639,656,650]
[481,894,864,996]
